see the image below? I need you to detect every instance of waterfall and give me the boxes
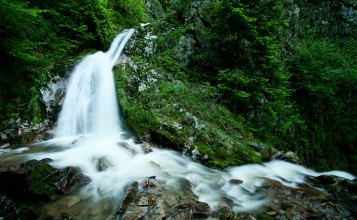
[21,29,354,219]
[55,29,135,138]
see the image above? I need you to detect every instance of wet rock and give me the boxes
[40,75,67,114]
[120,133,130,140]
[54,166,91,194]
[96,156,112,172]
[118,142,136,154]
[175,177,193,192]
[66,196,80,208]
[1,118,54,148]
[143,141,153,153]
[121,206,148,220]
[116,175,214,220]
[33,129,55,143]
[137,196,149,206]
[0,159,90,201]
[166,209,192,220]
[116,181,139,214]
[114,169,356,220]
[229,179,243,185]
[259,176,357,220]
[216,205,237,220]
[272,151,302,164]
[151,198,166,219]
[0,194,37,220]
[142,176,158,188]
[193,201,212,218]
[248,142,268,151]
[175,201,194,210]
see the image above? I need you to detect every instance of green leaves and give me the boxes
[0,0,136,123]
[288,38,357,171]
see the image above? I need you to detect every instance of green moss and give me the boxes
[29,163,57,198]
[258,213,275,220]
[114,59,263,169]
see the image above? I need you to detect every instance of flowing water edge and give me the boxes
[0,29,355,219]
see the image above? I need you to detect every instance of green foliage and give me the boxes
[288,38,357,172]
[113,0,147,27]
[0,0,143,124]
[191,0,297,143]
[0,0,50,123]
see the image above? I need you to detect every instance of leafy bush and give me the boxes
[288,38,357,172]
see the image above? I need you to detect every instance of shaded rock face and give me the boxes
[1,118,54,149]
[0,194,37,220]
[113,177,212,220]
[0,159,90,202]
[260,176,357,220]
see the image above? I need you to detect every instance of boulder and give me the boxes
[116,181,139,214]
[54,166,91,194]
[193,201,212,218]
[96,156,113,172]
[260,176,357,219]
[0,159,90,201]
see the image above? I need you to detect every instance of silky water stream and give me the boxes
[2,29,355,219]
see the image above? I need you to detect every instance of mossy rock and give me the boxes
[0,159,90,202]
[28,163,57,198]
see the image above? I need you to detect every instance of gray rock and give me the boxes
[166,209,192,220]
[248,142,268,151]
[0,159,90,201]
[96,156,112,172]
[229,179,243,185]
[0,132,8,141]
[122,206,148,220]
[54,166,91,194]
[193,201,212,218]
[116,181,139,214]
[143,141,153,153]
[217,205,237,220]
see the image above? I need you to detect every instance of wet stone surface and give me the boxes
[113,175,357,220]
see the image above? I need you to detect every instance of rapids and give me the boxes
[3,29,354,218]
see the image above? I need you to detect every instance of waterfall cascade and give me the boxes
[21,29,355,218]
[55,29,135,138]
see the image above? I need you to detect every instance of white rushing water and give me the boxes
[55,29,135,138]
[25,29,355,217]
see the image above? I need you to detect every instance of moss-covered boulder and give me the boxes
[0,159,90,201]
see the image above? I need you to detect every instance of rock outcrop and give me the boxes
[0,159,90,201]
